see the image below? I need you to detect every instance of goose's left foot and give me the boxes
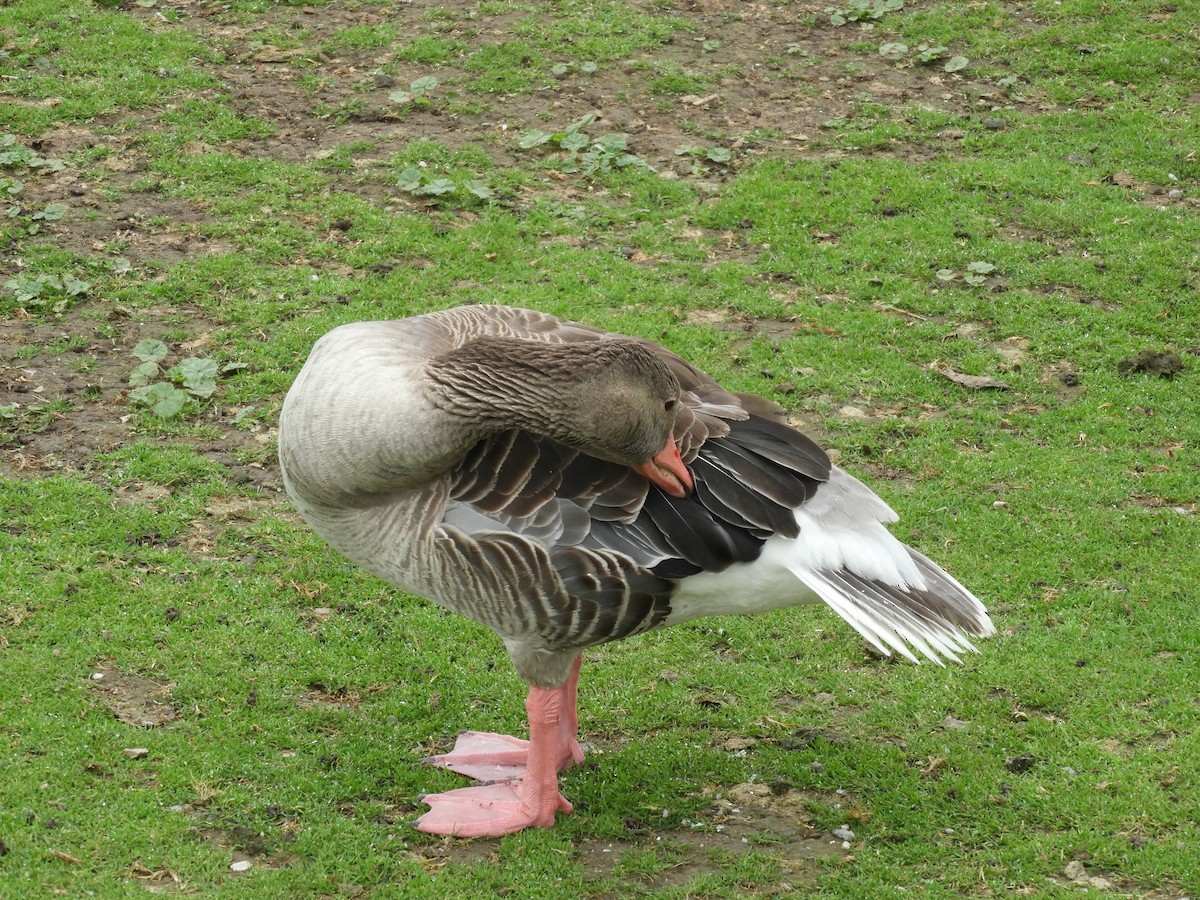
[415,779,572,837]
[415,680,579,837]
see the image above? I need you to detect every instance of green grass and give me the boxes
[392,35,468,65]
[509,0,686,61]
[647,61,715,95]
[1,0,1199,895]
[0,0,217,131]
[898,0,1200,105]
[462,41,549,93]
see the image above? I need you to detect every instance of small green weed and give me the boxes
[45,333,91,356]
[327,23,398,52]
[827,0,902,27]
[675,143,734,175]
[392,35,467,65]
[388,75,439,107]
[648,62,713,95]
[463,42,546,93]
[878,41,968,71]
[519,114,653,176]
[0,133,64,170]
[2,134,75,241]
[550,60,599,77]
[935,261,997,286]
[314,100,364,125]
[3,272,91,312]
[127,339,222,419]
[0,397,72,439]
[396,166,495,203]
[13,200,66,234]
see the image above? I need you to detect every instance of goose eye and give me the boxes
[663,399,677,413]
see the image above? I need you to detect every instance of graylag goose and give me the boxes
[278,305,994,838]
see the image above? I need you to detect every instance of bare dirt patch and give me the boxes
[410,780,846,892]
[193,820,300,875]
[91,666,180,728]
[295,680,391,709]
[126,859,187,892]
[0,304,277,484]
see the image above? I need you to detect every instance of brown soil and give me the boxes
[91,665,180,728]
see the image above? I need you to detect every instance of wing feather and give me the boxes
[434,311,832,650]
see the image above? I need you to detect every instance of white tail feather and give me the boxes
[799,567,978,665]
[667,467,993,663]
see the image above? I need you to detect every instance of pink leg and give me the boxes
[562,654,582,760]
[424,656,584,782]
[415,683,575,837]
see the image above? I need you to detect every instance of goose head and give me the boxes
[427,336,694,497]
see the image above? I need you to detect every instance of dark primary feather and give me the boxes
[690,455,796,538]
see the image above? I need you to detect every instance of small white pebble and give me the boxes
[91,673,105,682]
[230,859,253,872]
